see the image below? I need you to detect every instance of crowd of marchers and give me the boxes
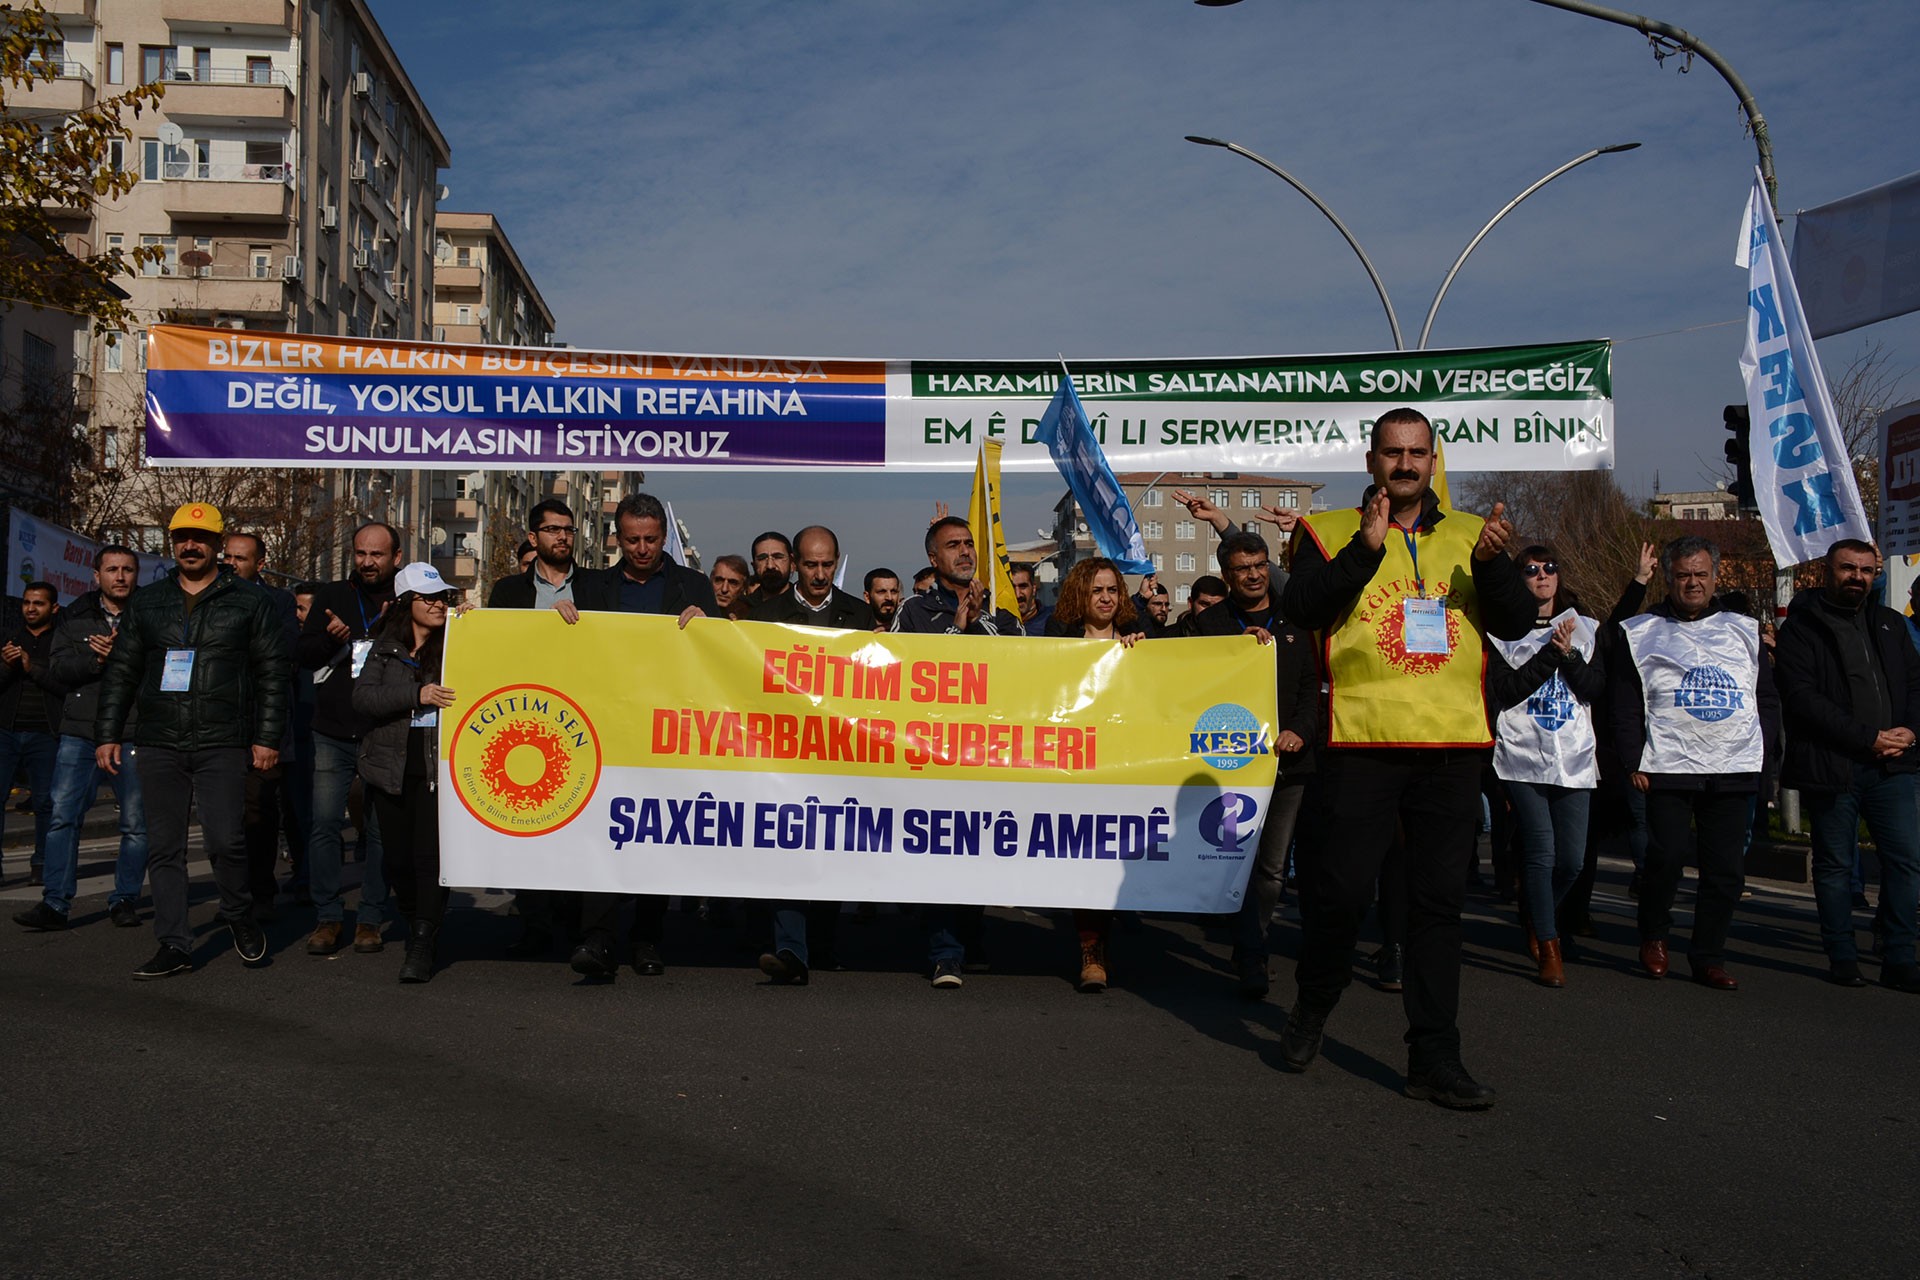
[7,405,1916,1112]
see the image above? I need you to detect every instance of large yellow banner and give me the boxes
[438,611,1278,910]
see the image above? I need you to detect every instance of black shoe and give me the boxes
[758,948,809,986]
[569,940,615,978]
[229,917,269,965]
[399,920,438,984]
[1828,959,1868,988]
[1373,943,1405,992]
[631,942,666,976]
[12,902,68,931]
[1237,952,1270,1000]
[505,927,553,960]
[132,945,192,980]
[1884,964,1920,994]
[931,959,964,988]
[1278,1002,1328,1072]
[1852,891,1871,911]
[1404,1061,1497,1110]
[108,899,140,928]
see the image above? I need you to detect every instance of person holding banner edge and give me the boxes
[1278,408,1535,1109]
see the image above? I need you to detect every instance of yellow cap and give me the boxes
[167,502,225,534]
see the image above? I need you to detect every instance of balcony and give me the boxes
[432,498,480,522]
[10,60,94,115]
[159,67,294,126]
[161,0,292,34]
[432,555,478,584]
[435,263,481,291]
[159,162,294,222]
[42,0,97,19]
[159,273,291,316]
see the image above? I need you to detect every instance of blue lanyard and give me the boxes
[1397,518,1425,597]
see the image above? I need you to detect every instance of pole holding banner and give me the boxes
[967,438,1020,620]
[1735,169,1871,567]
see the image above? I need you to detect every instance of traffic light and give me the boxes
[1724,404,1757,513]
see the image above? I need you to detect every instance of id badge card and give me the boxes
[161,649,195,692]
[1402,598,1451,655]
[350,638,373,678]
[410,708,440,729]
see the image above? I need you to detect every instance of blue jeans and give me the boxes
[306,731,386,924]
[1505,781,1591,944]
[41,735,148,915]
[0,725,57,869]
[1807,766,1918,967]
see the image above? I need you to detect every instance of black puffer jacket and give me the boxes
[95,569,289,751]
[47,590,134,740]
[1774,587,1920,792]
[352,636,432,796]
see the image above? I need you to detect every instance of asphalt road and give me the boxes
[3,846,1916,1280]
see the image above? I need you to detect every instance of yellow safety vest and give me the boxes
[1299,504,1493,748]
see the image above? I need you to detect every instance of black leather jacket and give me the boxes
[95,568,289,751]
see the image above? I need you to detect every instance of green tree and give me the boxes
[2,0,165,331]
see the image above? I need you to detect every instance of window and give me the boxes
[187,235,212,277]
[102,427,119,469]
[1140,488,1162,508]
[107,139,125,173]
[1142,520,1162,540]
[1242,490,1261,508]
[456,245,471,266]
[455,304,471,324]
[103,333,124,373]
[1208,489,1230,508]
[1275,489,1298,509]
[21,333,58,401]
[1242,521,1261,534]
[247,57,272,85]
[1174,520,1195,541]
[134,331,148,373]
[319,80,332,125]
[1151,553,1164,572]
[140,45,174,84]
[193,49,211,82]
[106,44,124,85]
[139,234,176,276]
[1174,584,1191,604]
[251,247,273,279]
[1175,553,1196,573]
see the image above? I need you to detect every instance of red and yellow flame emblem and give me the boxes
[1374,600,1462,676]
[450,684,601,836]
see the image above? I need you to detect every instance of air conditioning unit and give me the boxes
[351,247,371,270]
[319,205,338,230]
[351,70,372,97]
[349,159,367,183]
[280,255,301,280]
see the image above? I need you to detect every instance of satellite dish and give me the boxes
[157,122,183,146]
[429,526,448,548]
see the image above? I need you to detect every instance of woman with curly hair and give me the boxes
[1046,558,1147,991]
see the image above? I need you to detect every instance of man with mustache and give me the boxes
[747,532,794,607]
[1278,408,1536,1108]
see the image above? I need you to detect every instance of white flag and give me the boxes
[1736,169,1871,565]
[663,500,688,565]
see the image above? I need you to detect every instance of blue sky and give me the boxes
[372,0,1920,578]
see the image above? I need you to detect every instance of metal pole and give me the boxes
[1185,135,1405,350]
[1523,0,1775,202]
[1418,143,1640,349]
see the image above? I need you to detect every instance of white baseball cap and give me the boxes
[393,561,452,598]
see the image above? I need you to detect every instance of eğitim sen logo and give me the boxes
[1189,702,1269,771]
[451,684,602,836]
[1674,666,1746,722]
[1199,793,1260,853]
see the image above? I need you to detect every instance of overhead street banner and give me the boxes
[7,509,172,605]
[145,324,1613,474]
[436,611,1278,911]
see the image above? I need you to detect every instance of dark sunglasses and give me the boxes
[415,591,460,605]
[1522,562,1559,579]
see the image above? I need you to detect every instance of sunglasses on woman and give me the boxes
[1522,562,1558,578]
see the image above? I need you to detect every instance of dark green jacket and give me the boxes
[95,568,290,751]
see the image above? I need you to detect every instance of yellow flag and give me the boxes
[968,438,1020,619]
[1431,431,1452,508]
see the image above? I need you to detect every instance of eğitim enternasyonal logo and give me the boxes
[1199,793,1260,853]
[451,685,601,836]
[1189,702,1269,771]
[1527,672,1576,730]
[1674,666,1745,723]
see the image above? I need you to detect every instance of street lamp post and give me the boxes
[1184,135,1637,350]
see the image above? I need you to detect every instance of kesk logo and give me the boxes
[1189,702,1269,771]
[1199,793,1260,853]
[1674,666,1746,723]
[451,684,602,836]
[1526,671,1576,730]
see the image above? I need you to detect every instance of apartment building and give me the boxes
[27,0,450,573]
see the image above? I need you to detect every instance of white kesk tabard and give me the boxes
[1490,609,1598,788]
[1619,612,1764,776]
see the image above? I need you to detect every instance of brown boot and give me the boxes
[352,922,385,953]
[1077,937,1107,992]
[1537,937,1565,988]
[306,921,341,955]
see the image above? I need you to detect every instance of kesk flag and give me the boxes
[1033,367,1154,575]
[1736,168,1871,565]
[967,438,1020,619]
[437,610,1279,911]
